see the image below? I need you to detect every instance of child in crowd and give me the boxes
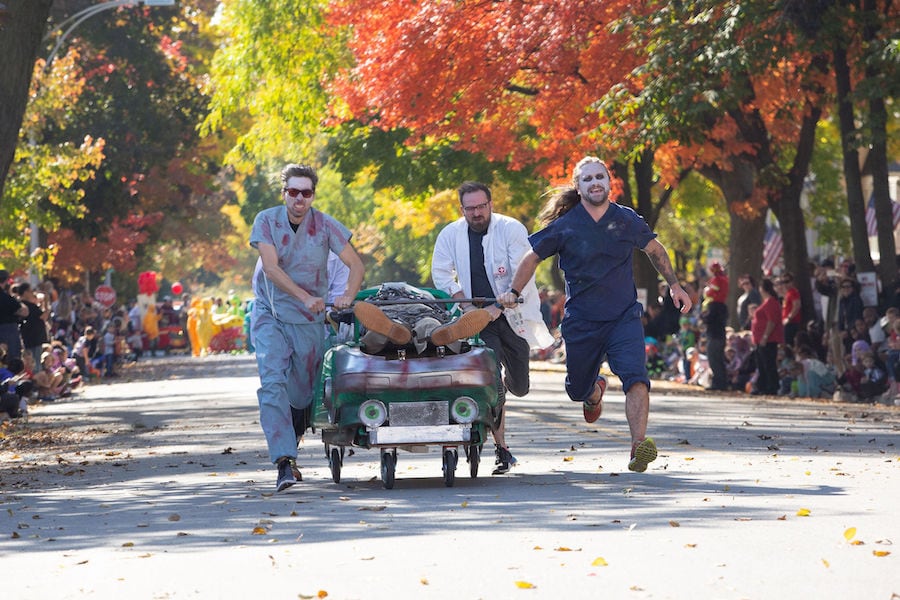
[33,352,67,400]
[645,343,667,379]
[125,321,143,363]
[795,345,836,398]
[101,322,118,377]
[857,351,888,402]
[777,346,797,396]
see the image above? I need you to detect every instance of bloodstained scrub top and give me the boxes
[250,206,351,324]
[529,202,656,322]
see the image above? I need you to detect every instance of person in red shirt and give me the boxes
[778,272,802,346]
[702,261,729,391]
[702,262,728,305]
[751,278,785,395]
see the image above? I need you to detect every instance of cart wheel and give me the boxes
[329,446,342,483]
[381,450,396,489]
[467,444,480,479]
[442,448,458,487]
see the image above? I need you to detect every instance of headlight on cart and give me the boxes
[451,396,479,424]
[359,399,388,427]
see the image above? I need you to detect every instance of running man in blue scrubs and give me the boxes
[250,164,364,492]
[499,156,691,472]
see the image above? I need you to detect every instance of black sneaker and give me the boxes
[276,457,297,492]
[492,445,517,475]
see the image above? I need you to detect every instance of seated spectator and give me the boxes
[777,345,797,395]
[645,343,667,379]
[687,345,710,387]
[724,346,742,390]
[857,351,888,402]
[795,345,836,399]
[837,356,864,401]
[72,326,101,380]
[1,357,32,419]
[33,352,67,400]
[863,307,886,354]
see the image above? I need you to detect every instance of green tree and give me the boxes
[1,49,104,272]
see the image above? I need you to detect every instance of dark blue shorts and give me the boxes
[561,302,649,401]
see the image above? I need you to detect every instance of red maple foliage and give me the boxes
[327,0,644,181]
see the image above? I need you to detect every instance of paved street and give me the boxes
[1,354,898,599]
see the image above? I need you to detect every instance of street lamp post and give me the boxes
[44,0,176,71]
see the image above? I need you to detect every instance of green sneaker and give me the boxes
[628,438,658,473]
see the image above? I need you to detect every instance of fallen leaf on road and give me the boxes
[563,456,573,462]
[873,550,891,557]
[251,527,267,535]
[515,581,536,589]
[420,578,429,585]
[554,546,574,551]
[168,514,181,522]
[822,558,829,568]
[357,506,387,512]
[844,527,857,541]
[797,508,811,517]
[122,542,134,547]
[592,557,608,566]
[669,520,680,527]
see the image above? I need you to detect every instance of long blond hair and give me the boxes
[537,157,610,226]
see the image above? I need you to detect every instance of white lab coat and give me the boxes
[431,214,553,350]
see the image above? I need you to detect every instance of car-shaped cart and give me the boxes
[311,287,503,488]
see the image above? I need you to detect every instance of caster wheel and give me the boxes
[381,450,396,489]
[442,448,458,487]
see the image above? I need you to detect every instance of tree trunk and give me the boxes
[727,213,766,328]
[0,0,53,203]
[700,158,761,328]
[833,32,873,272]
[770,105,822,326]
[861,0,897,303]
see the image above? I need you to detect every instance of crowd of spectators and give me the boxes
[0,272,217,420]
[533,259,900,406]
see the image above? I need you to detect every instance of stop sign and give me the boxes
[94,285,117,308]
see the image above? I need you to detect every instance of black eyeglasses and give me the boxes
[284,187,314,199]
[462,201,490,214]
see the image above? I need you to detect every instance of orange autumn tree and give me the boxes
[328,0,642,181]
[327,0,693,293]
[327,0,856,321]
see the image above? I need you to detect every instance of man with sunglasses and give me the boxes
[250,163,364,492]
[499,157,691,473]
[431,181,554,475]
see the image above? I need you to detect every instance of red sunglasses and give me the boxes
[284,187,314,199]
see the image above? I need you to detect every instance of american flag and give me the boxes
[762,225,782,275]
[865,195,900,236]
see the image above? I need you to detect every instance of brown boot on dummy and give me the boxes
[353,302,412,345]
[431,309,492,346]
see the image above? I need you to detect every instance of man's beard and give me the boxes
[582,190,608,206]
